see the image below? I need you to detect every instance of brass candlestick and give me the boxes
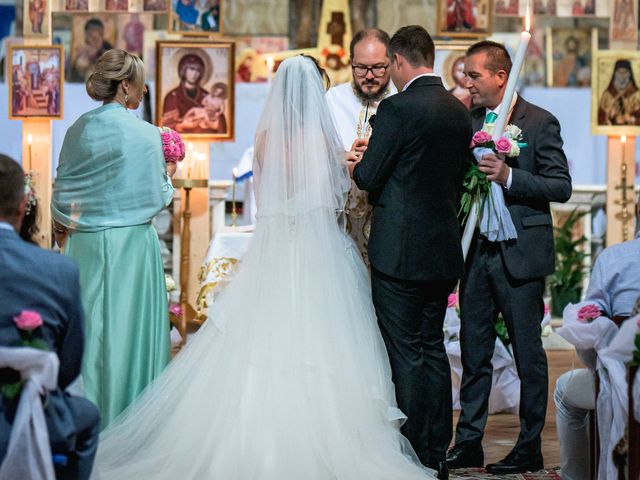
[172,177,208,347]
[614,136,634,242]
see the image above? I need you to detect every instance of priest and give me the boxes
[326,28,396,265]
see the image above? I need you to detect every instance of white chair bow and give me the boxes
[0,346,59,480]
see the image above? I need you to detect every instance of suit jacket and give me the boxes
[471,96,572,280]
[354,76,473,281]
[0,228,84,387]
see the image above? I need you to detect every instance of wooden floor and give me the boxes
[453,349,583,468]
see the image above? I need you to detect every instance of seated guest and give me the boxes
[554,200,640,480]
[0,154,100,480]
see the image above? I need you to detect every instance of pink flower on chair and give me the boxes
[13,310,43,331]
[577,304,602,323]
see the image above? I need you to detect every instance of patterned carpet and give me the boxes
[450,467,562,479]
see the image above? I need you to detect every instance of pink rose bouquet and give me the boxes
[159,127,186,164]
[576,304,602,323]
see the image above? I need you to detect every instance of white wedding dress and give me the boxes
[92,56,433,480]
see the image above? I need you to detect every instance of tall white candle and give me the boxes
[266,56,275,85]
[492,12,531,141]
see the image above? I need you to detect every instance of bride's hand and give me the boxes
[166,162,177,178]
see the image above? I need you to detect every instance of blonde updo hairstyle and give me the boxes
[86,49,145,103]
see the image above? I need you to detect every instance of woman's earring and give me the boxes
[124,93,129,104]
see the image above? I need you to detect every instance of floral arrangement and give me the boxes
[165,274,176,292]
[169,303,183,317]
[576,304,602,323]
[24,173,37,215]
[1,310,49,400]
[458,124,527,226]
[159,127,186,164]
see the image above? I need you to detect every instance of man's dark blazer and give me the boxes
[0,226,99,476]
[471,96,572,279]
[354,75,473,281]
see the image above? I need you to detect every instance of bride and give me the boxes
[92,55,434,480]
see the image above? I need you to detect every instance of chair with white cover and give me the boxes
[0,346,59,480]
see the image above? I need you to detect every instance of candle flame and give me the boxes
[27,134,32,145]
[621,135,627,144]
[187,142,194,151]
[232,168,238,178]
[266,56,275,70]
[525,4,531,32]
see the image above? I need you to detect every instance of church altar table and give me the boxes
[196,226,254,316]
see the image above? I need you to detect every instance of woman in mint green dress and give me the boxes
[52,49,174,428]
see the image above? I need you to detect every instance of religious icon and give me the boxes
[9,45,63,119]
[533,0,556,15]
[23,0,50,37]
[436,0,493,38]
[64,0,88,12]
[116,14,154,56]
[494,0,520,16]
[610,0,638,45]
[169,0,223,35]
[547,28,593,87]
[68,14,116,83]
[433,42,473,109]
[233,36,289,83]
[156,40,234,141]
[591,50,640,135]
[105,0,129,11]
[143,0,168,12]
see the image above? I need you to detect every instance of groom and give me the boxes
[348,25,472,479]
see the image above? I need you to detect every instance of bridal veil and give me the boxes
[92,55,432,480]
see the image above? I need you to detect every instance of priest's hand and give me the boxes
[478,152,510,185]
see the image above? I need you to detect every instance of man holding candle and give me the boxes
[446,40,572,474]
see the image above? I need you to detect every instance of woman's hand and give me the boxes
[53,222,68,250]
[166,162,177,178]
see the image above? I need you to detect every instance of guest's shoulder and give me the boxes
[596,236,640,265]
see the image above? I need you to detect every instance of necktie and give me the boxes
[485,111,498,124]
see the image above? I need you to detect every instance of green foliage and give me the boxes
[548,209,588,292]
[633,334,640,366]
[495,315,510,347]
[458,161,491,226]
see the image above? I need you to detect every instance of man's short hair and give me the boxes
[466,40,512,75]
[388,25,435,68]
[0,155,25,219]
[349,28,391,59]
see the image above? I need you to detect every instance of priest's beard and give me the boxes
[352,78,390,103]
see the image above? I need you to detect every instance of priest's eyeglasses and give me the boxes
[352,64,389,77]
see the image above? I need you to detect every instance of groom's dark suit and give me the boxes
[353,75,472,466]
[455,96,572,456]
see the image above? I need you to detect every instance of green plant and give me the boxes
[548,209,589,316]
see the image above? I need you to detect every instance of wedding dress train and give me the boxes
[92,56,433,480]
